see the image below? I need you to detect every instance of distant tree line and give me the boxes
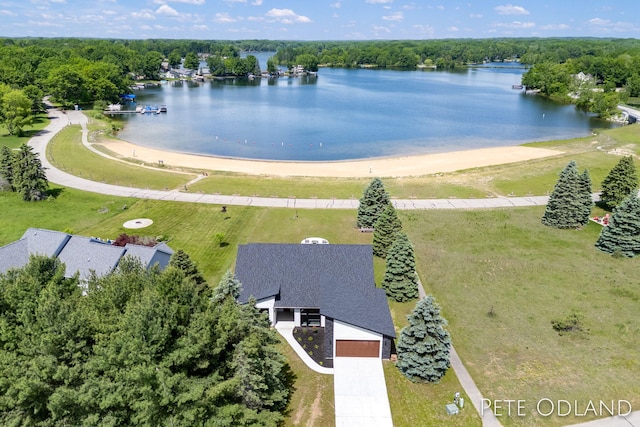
[2,37,640,116]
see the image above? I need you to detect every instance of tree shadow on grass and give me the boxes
[46,187,65,199]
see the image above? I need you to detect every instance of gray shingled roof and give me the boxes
[0,228,174,279]
[235,243,396,338]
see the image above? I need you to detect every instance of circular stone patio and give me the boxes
[123,218,154,229]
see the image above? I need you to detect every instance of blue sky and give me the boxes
[1,0,638,40]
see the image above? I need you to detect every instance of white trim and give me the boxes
[255,296,275,325]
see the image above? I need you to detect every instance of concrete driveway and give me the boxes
[333,357,393,427]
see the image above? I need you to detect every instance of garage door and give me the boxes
[335,340,380,357]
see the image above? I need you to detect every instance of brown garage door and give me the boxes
[335,340,380,357]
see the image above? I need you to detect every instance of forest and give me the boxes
[1,37,640,129]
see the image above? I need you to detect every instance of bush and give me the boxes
[552,312,589,336]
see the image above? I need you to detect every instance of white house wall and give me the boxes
[256,296,276,325]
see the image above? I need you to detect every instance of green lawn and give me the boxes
[46,124,196,190]
[0,114,49,149]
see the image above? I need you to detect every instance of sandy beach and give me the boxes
[97,138,563,178]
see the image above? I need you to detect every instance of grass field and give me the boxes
[47,123,196,190]
[0,114,49,149]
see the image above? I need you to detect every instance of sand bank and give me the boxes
[98,139,563,178]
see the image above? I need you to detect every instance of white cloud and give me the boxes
[131,9,156,20]
[539,23,570,30]
[495,4,529,15]
[0,9,17,16]
[382,11,403,22]
[193,24,209,30]
[372,25,390,33]
[252,0,262,5]
[412,24,434,36]
[156,5,180,17]
[492,21,535,29]
[214,12,236,23]
[470,13,483,19]
[436,5,444,11]
[50,0,66,4]
[587,18,638,33]
[448,26,459,32]
[331,2,341,8]
[170,0,205,4]
[265,8,311,23]
[365,0,392,3]
[102,10,118,15]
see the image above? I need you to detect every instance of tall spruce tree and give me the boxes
[372,202,403,258]
[541,160,589,229]
[214,269,242,303]
[0,145,15,191]
[595,195,640,257]
[381,232,419,302]
[357,177,390,229]
[579,168,593,225]
[396,295,451,383]
[169,249,206,285]
[13,144,48,201]
[600,156,638,209]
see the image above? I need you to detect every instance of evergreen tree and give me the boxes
[372,202,403,258]
[595,195,640,257]
[12,144,48,201]
[169,249,206,284]
[381,232,419,302]
[541,160,588,229]
[357,177,390,229]
[396,295,451,383]
[600,156,638,209]
[213,269,242,303]
[0,145,15,191]
[579,168,593,225]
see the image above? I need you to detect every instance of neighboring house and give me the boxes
[235,243,396,361]
[0,228,174,280]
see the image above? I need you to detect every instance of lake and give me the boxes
[114,57,616,161]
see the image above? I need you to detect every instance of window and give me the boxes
[301,309,321,327]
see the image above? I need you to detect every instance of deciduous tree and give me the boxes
[396,295,451,383]
[600,156,638,209]
[381,232,419,302]
[595,195,640,257]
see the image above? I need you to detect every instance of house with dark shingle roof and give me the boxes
[0,228,174,280]
[235,243,396,361]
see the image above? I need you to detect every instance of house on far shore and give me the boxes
[0,228,174,280]
[235,243,396,363]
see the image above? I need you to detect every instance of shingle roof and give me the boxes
[0,228,174,279]
[235,243,396,338]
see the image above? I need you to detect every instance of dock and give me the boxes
[104,104,167,114]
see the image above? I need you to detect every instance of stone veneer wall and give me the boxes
[382,336,392,359]
[324,318,334,368]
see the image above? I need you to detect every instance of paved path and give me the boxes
[274,322,333,375]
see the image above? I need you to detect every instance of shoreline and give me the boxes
[97,135,564,178]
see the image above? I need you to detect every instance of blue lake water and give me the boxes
[115,59,616,161]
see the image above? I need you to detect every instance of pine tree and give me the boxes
[213,269,242,303]
[381,232,418,302]
[595,195,640,257]
[600,156,638,209]
[357,177,390,229]
[579,169,593,226]
[541,160,587,229]
[396,295,451,383]
[13,144,48,201]
[169,249,206,284]
[0,145,15,191]
[372,202,403,258]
